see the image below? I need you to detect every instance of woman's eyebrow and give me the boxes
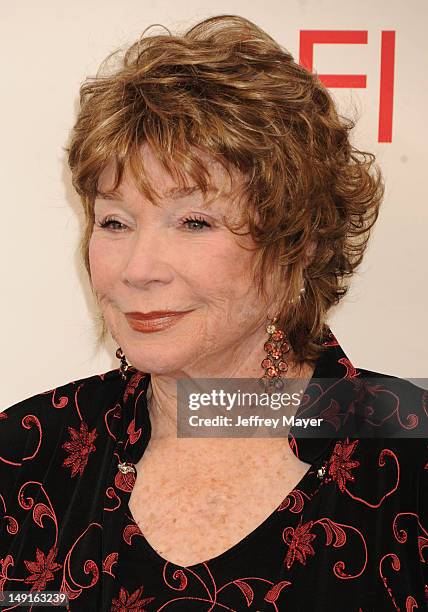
[95,191,122,201]
[166,186,226,212]
[165,185,201,198]
[94,186,202,201]
[95,185,218,204]
[164,185,221,201]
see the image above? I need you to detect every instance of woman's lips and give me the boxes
[125,311,193,333]
[125,310,192,319]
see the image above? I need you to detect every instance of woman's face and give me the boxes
[89,145,275,377]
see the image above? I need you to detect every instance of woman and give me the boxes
[1,14,427,611]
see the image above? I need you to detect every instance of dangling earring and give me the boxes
[259,284,305,391]
[259,315,290,391]
[116,347,130,380]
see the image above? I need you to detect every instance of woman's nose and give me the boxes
[121,228,173,289]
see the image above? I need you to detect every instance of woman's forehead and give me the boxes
[96,145,246,204]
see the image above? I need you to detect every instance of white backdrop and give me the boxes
[1,0,427,408]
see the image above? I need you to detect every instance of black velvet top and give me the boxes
[1,327,427,611]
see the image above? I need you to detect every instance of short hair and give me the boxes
[66,14,384,365]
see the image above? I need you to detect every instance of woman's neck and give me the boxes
[145,355,315,444]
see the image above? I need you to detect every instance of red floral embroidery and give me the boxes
[320,399,342,432]
[339,357,359,379]
[23,546,62,591]
[124,372,146,403]
[127,418,142,445]
[284,519,316,569]
[111,585,155,611]
[328,438,360,492]
[114,469,136,492]
[61,421,97,477]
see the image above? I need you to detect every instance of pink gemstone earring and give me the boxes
[259,315,291,391]
[259,285,305,391]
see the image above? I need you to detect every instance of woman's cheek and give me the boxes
[88,237,102,286]
[88,237,117,290]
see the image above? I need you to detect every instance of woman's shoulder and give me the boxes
[350,365,427,431]
[0,368,137,538]
[1,367,125,415]
[314,352,428,470]
[0,368,126,464]
[344,366,428,475]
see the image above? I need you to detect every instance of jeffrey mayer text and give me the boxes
[188,415,324,428]
[235,415,323,428]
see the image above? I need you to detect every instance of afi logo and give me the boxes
[300,31,395,143]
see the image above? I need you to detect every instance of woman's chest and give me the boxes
[127,443,311,568]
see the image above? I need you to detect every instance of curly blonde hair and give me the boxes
[66,14,384,366]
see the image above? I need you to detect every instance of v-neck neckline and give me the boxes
[122,454,322,571]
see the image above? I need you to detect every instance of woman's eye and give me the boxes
[182,216,211,231]
[97,217,127,231]
[96,216,211,232]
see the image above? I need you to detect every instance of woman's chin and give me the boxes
[126,355,186,376]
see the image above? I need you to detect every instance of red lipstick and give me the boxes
[125,310,192,319]
[124,310,194,333]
